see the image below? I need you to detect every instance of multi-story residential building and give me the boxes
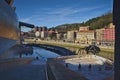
[67,31,76,42]
[21,32,30,38]
[42,26,47,31]
[33,26,38,32]
[109,23,115,28]
[96,28,105,45]
[56,32,66,40]
[104,28,115,41]
[79,26,89,31]
[56,33,61,40]
[28,31,35,37]
[63,33,67,39]
[103,25,115,46]
[41,31,48,39]
[48,29,55,34]
[95,23,115,46]
[47,30,56,40]
[76,30,95,44]
[38,27,42,32]
[33,26,48,32]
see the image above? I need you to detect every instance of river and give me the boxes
[17,47,60,59]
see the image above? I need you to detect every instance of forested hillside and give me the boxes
[54,12,112,32]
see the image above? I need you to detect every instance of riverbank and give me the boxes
[0,43,114,80]
[0,45,87,80]
[26,44,76,56]
[24,40,114,61]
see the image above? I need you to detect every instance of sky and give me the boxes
[14,0,113,31]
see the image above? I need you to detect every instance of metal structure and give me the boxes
[19,22,34,28]
[0,0,19,54]
[19,22,35,44]
[0,0,35,55]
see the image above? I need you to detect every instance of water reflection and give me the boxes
[21,47,60,60]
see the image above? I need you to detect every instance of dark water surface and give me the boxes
[19,47,60,60]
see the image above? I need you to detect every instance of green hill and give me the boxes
[54,12,112,32]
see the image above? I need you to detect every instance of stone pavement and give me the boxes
[0,64,46,80]
[58,55,114,80]
[0,58,47,80]
[47,58,87,80]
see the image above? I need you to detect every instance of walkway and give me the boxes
[0,65,46,80]
[58,55,114,80]
[0,58,47,80]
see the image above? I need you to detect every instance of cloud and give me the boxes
[19,14,42,23]
[19,5,105,27]
[40,5,104,16]
[20,18,31,22]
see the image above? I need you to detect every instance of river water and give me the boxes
[0,46,60,60]
[20,47,60,60]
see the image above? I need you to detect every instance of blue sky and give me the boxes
[14,0,113,30]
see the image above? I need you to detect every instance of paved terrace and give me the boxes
[47,58,87,80]
[0,58,47,80]
[56,55,114,80]
[0,57,88,80]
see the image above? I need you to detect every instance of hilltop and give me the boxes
[54,12,112,32]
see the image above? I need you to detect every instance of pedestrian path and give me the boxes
[0,58,47,80]
[59,55,114,80]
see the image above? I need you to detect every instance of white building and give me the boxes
[41,31,48,38]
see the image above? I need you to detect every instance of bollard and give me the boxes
[78,64,81,71]
[66,63,68,68]
[88,64,92,71]
[19,53,22,58]
[36,56,39,60]
[98,66,102,71]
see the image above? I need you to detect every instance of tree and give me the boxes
[53,12,112,31]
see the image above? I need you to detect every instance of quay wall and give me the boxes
[27,44,76,56]
[46,58,87,80]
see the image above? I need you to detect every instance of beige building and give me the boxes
[79,26,89,31]
[76,30,95,44]
[67,31,76,42]
[96,28,105,44]
[109,23,115,28]
[56,33,62,40]
[56,32,66,40]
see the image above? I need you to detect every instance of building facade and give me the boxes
[56,32,66,40]
[104,28,115,41]
[41,31,48,39]
[96,28,105,45]
[76,30,95,44]
[33,26,47,32]
[79,26,89,31]
[67,31,76,42]
[103,23,115,46]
